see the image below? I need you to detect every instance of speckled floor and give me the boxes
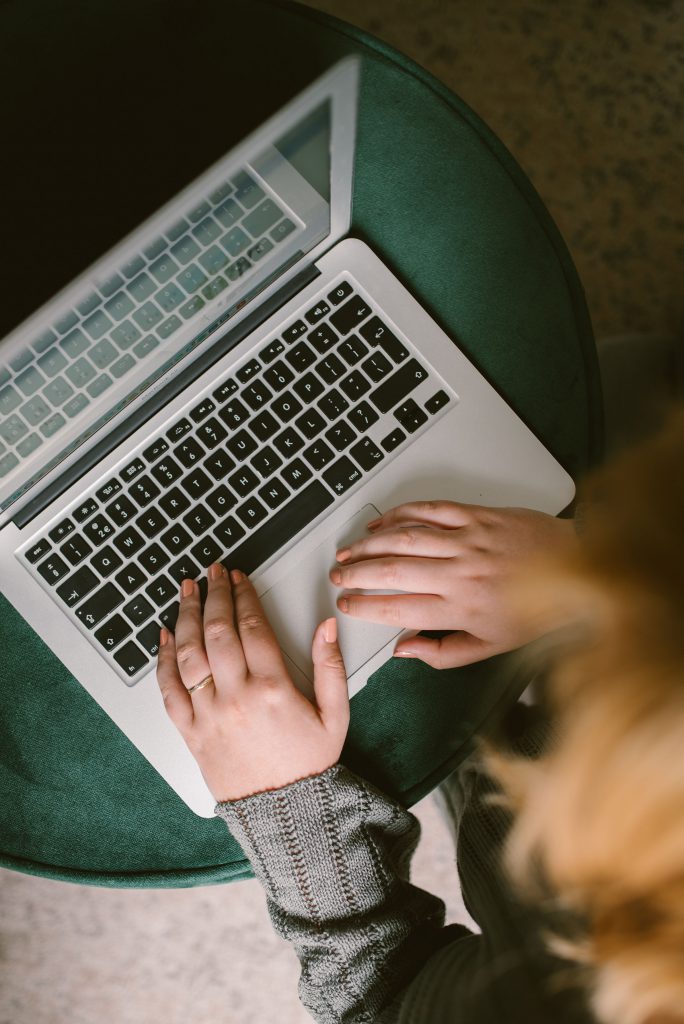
[1,2,682,1023]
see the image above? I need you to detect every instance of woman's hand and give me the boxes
[156,563,349,803]
[330,500,578,669]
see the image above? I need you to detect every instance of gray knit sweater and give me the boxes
[215,711,593,1024]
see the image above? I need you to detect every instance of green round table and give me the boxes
[0,0,602,887]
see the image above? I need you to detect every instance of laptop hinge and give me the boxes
[12,263,321,530]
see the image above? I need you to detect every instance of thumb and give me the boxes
[311,617,350,728]
[394,631,492,669]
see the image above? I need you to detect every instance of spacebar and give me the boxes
[222,480,334,577]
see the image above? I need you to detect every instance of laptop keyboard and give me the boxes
[0,170,296,479]
[19,278,456,685]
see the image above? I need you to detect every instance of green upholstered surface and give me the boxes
[0,0,602,887]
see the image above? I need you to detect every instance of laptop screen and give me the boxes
[0,100,332,513]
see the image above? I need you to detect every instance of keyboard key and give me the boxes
[129,475,160,507]
[295,409,326,440]
[99,272,125,298]
[221,226,251,258]
[54,311,79,335]
[0,385,21,416]
[316,354,346,386]
[180,467,212,499]
[177,264,208,294]
[272,426,304,459]
[95,613,132,651]
[60,328,89,358]
[113,525,145,557]
[214,515,245,549]
[263,361,294,392]
[111,321,141,350]
[137,507,168,539]
[114,563,147,594]
[305,301,331,326]
[271,393,302,423]
[133,301,163,331]
[350,437,385,471]
[113,641,149,679]
[214,198,242,229]
[425,390,450,414]
[236,495,268,529]
[188,199,211,223]
[330,295,372,335]
[381,427,406,452]
[339,370,371,402]
[370,359,429,414]
[159,487,190,519]
[83,311,114,342]
[241,379,272,411]
[205,484,237,516]
[286,342,316,373]
[258,339,284,363]
[257,478,289,510]
[292,372,324,403]
[73,498,99,523]
[362,352,393,383]
[63,394,90,419]
[0,452,19,480]
[132,335,159,359]
[236,358,261,384]
[56,565,99,607]
[160,524,192,557]
[36,554,70,584]
[16,432,42,457]
[139,542,169,574]
[167,556,201,584]
[143,438,169,463]
[149,254,179,285]
[226,429,258,461]
[167,418,192,442]
[394,397,429,433]
[86,373,113,399]
[270,218,295,243]
[360,317,409,362]
[121,255,146,278]
[32,328,58,354]
[232,170,265,208]
[137,620,162,656]
[155,284,186,314]
[249,410,279,443]
[189,397,216,423]
[326,420,356,452]
[76,582,124,628]
[227,466,259,499]
[303,440,335,471]
[43,376,74,406]
[121,457,145,482]
[322,456,363,496]
[348,400,380,432]
[83,515,116,546]
[128,272,156,302]
[196,418,228,449]
[25,538,52,563]
[317,389,349,421]
[151,456,183,487]
[212,377,238,404]
[250,446,283,480]
[203,450,235,480]
[37,347,68,378]
[76,292,100,317]
[122,596,155,627]
[308,323,338,354]
[224,481,333,577]
[225,257,250,282]
[282,320,307,344]
[218,398,250,429]
[91,545,123,577]
[175,437,204,467]
[159,602,180,631]
[48,518,75,543]
[243,199,281,238]
[182,504,215,536]
[166,219,189,242]
[95,479,122,502]
[105,495,137,528]
[145,574,176,608]
[327,281,354,306]
[191,536,223,568]
[193,219,222,247]
[281,458,313,490]
[103,291,135,321]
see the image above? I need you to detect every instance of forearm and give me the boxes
[216,764,458,1024]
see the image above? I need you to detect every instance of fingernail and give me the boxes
[324,617,337,643]
[394,649,416,658]
[329,567,342,585]
[209,562,223,581]
[338,597,349,612]
[159,627,169,647]
[336,548,351,563]
[366,518,381,531]
[230,569,244,585]
[181,578,195,598]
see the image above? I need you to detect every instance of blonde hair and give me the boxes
[488,407,684,1024]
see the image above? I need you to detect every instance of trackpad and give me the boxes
[260,505,403,686]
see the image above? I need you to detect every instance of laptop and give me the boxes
[0,56,575,816]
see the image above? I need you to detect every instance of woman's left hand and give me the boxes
[156,563,349,803]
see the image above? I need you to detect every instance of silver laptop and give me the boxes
[0,57,575,816]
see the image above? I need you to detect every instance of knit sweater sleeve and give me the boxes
[215,763,465,1024]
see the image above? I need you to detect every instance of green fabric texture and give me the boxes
[0,0,602,888]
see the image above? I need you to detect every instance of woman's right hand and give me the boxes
[329,500,578,669]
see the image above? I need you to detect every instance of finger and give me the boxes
[156,627,194,730]
[337,592,454,629]
[394,631,494,669]
[367,500,476,533]
[173,578,215,700]
[335,525,461,565]
[311,617,350,734]
[202,562,247,690]
[331,554,450,594]
[229,570,290,679]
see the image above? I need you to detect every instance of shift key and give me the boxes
[75,582,124,628]
[369,359,429,414]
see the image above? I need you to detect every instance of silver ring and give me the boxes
[187,674,214,696]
